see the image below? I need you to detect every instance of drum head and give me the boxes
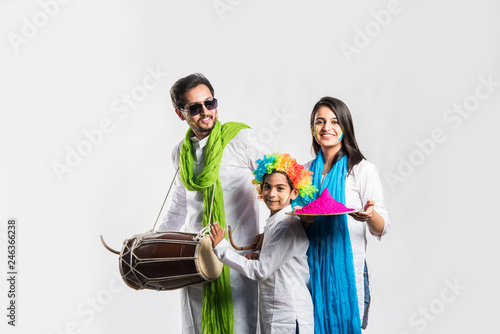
[197,237,223,280]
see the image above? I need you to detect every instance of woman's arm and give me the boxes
[349,200,385,236]
[349,161,390,239]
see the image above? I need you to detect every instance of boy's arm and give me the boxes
[213,239,267,281]
[211,220,307,281]
[211,222,267,280]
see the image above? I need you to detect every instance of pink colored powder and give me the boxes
[295,188,354,214]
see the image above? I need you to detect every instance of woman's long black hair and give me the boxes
[310,96,365,174]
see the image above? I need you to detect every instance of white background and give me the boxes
[1,1,499,333]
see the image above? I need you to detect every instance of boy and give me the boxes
[210,153,316,334]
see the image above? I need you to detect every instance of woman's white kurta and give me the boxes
[304,159,391,322]
[213,208,314,334]
[157,128,268,334]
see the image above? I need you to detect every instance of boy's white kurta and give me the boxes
[157,128,268,334]
[213,207,314,334]
[304,159,391,322]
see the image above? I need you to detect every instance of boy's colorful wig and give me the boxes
[252,153,317,207]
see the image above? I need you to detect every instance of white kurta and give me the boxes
[304,159,391,322]
[213,208,314,334]
[157,128,268,334]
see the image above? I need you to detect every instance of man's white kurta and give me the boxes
[157,128,268,334]
[213,207,314,334]
[304,159,391,322]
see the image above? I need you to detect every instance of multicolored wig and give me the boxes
[252,153,317,207]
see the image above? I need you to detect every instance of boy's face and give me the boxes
[262,172,299,216]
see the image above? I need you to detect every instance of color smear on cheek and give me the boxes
[282,194,289,205]
[337,129,344,142]
[185,114,196,127]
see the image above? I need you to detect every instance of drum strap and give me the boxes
[151,166,180,232]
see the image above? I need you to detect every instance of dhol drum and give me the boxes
[115,231,223,291]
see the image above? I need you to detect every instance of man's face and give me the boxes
[175,84,217,140]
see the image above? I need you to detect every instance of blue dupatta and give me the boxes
[307,152,361,333]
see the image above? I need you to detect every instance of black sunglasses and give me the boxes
[182,98,218,116]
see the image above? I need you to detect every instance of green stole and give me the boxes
[179,120,250,334]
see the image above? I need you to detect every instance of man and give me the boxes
[157,73,268,334]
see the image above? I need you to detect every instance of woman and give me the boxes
[302,97,390,332]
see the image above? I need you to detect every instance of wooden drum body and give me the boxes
[119,231,223,291]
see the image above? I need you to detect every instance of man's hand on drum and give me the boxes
[252,233,264,251]
[210,222,225,248]
[245,233,264,260]
[246,252,260,260]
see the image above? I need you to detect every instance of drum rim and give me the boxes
[195,236,223,281]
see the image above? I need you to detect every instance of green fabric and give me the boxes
[179,119,250,334]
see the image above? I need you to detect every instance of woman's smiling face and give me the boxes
[312,106,343,150]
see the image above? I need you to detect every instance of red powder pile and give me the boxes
[295,188,354,214]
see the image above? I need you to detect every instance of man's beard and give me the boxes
[191,115,216,135]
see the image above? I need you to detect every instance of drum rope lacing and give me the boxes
[103,166,224,291]
[193,184,216,242]
[124,178,216,290]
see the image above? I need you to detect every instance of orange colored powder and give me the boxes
[295,188,354,214]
